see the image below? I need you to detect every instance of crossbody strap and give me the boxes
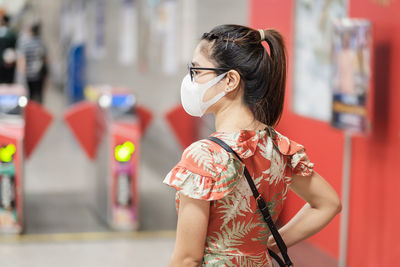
[207,136,293,267]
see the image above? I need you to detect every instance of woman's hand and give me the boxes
[270,171,341,250]
[266,235,279,254]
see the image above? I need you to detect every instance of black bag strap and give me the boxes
[207,136,293,267]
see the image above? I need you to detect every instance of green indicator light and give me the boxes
[0,144,16,163]
[115,141,135,162]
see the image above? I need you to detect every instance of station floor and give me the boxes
[0,88,338,266]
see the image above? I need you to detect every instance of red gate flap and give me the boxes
[24,101,53,159]
[165,104,197,150]
[64,101,105,160]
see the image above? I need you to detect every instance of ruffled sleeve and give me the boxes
[289,147,314,176]
[272,130,315,177]
[163,139,244,201]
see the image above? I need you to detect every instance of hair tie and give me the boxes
[258,29,265,41]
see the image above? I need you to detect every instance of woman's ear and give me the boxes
[224,70,241,93]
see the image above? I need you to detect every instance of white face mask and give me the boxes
[180,73,227,117]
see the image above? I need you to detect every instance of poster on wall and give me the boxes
[59,4,69,46]
[161,0,178,75]
[89,0,106,59]
[293,0,347,121]
[146,0,178,75]
[136,0,152,72]
[72,0,87,45]
[118,0,138,65]
[141,0,168,73]
[181,0,197,65]
[331,19,371,134]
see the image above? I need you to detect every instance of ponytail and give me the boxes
[256,29,287,126]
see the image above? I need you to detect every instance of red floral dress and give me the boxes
[163,128,314,266]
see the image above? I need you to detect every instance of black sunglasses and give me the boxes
[187,64,230,82]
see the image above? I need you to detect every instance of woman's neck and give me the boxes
[214,101,265,132]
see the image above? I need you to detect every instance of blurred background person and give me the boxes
[0,14,17,84]
[17,21,47,103]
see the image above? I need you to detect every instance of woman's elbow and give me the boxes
[329,194,342,215]
[335,199,342,215]
[183,257,203,267]
[169,255,203,267]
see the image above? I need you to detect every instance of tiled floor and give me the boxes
[0,235,337,267]
[0,238,175,267]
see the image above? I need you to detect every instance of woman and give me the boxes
[163,24,341,267]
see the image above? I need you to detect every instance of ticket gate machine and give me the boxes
[0,85,52,234]
[64,85,152,230]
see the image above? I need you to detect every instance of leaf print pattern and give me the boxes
[186,141,215,175]
[207,220,259,254]
[257,135,272,160]
[216,177,253,226]
[262,149,286,186]
[163,129,314,266]
[203,254,237,267]
[236,252,272,267]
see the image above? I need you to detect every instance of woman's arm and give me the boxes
[169,193,210,267]
[267,171,342,252]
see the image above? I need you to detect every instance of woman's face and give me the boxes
[190,40,227,103]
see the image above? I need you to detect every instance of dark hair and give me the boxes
[31,23,41,37]
[1,15,10,25]
[200,24,287,127]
